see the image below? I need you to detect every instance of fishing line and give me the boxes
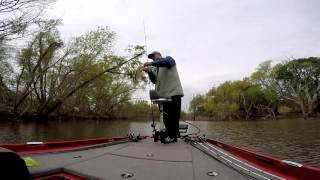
[143,20,152,91]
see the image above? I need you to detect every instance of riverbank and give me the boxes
[0,103,150,121]
[190,113,320,121]
[0,111,151,121]
[1,103,319,122]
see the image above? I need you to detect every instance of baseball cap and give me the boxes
[147,51,161,59]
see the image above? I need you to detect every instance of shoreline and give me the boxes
[0,112,318,122]
[0,104,318,122]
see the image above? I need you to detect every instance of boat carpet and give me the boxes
[24,138,247,180]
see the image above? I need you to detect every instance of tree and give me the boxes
[274,57,320,118]
[251,60,280,118]
[13,19,63,115]
[13,23,146,119]
[191,79,273,120]
[204,83,240,120]
[0,0,57,117]
[190,58,320,120]
[189,94,206,120]
[0,0,56,40]
[121,100,154,120]
[0,57,13,103]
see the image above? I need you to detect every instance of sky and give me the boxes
[48,0,320,110]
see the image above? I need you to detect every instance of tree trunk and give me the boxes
[13,42,61,115]
[299,101,307,119]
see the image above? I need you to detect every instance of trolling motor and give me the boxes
[149,90,171,143]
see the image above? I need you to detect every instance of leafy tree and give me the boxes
[191,58,320,120]
[210,80,263,120]
[13,19,63,115]
[0,57,13,103]
[189,94,206,120]
[204,83,240,120]
[0,0,56,40]
[0,0,56,106]
[121,100,153,119]
[274,57,320,118]
[13,23,146,119]
[250,61,280,118]
[191,79,276,120]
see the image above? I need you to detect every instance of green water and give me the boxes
[0,118,319,166]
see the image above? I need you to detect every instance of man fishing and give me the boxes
[143,51,184,143]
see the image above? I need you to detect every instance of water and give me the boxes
[0,118,319,166]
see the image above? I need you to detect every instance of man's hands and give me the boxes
[143,66,150,73]
[143,61,152,73]
[144,62,152,67]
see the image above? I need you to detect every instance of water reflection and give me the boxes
[0,118,319,166]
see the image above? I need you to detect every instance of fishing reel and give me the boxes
[128,133,143,142]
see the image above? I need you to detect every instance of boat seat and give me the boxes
[149,90,171,104]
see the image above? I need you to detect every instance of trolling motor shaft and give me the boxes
[149,90,172,143]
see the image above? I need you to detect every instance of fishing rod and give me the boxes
[143,20,157,133]
[103,52,147,80]
[142,20,201,137]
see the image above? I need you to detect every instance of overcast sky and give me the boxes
[49,0,320,110]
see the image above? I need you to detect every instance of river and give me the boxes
[0,118,319,166]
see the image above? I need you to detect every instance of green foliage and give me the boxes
[0,57,14,103]
[274,58,320,118]
[180,110,188,120]
[190,57,320,120]
[11,22,145,118]
[121,100,152,119]
[189,94,206,115]
[204,80,265,120]
[204,100,239,120]
[0,0,56,40]
[0,1,150,120]
[0,58,13,86]
[278,106,291,114]
[116,100,161,120]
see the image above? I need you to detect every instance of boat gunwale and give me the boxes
[206,139,320,180]
[0,136,133,155]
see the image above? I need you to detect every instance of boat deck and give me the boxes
[24,138,248,180]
